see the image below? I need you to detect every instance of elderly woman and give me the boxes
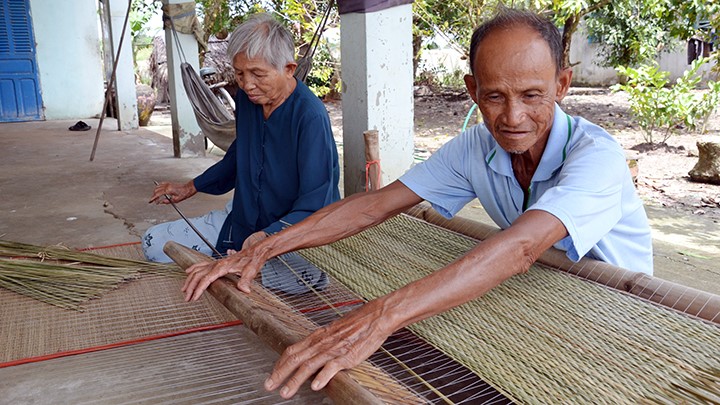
[143,13,339,292]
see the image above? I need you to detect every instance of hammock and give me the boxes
[181,62,236,151]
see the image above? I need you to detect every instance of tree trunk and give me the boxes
[689,142,720,185]
[561,15,580,69]
[560,0,613,69]
[412,18,423,79]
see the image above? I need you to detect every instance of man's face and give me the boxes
[464,26,572,155]
[233,53,295,106]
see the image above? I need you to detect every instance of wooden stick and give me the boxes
[90,0,132,161]
[405,203,720,325]
[364,130,382,192]
[163,241,391,405]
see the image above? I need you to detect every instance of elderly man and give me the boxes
[182,8,653,399]
[143,13,340,291]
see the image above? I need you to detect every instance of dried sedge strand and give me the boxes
[298,214,720,404]
[0,273,91,309]
[0,240,183,277]
[1,240,163,267]
[0,240,185,311]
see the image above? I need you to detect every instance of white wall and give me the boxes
[341,5,415,194]
[30,0,105,120]
[569,25,714,86]
[419,25,716,87]
[419,47,467,78]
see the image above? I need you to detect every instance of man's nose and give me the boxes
[503,99,526,126]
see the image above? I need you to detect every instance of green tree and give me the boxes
[410,0,614,76]
[584,0,720,69]
[541,0,612,68]
[129,0,162,84]
[612,58,719,144]
[196,0,260,42]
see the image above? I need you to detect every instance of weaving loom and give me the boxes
[2,206,719,404]
[166,204,720,404]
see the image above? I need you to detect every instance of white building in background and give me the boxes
[1,0,141,128]
[418,24,715,87]
[31,0,106,120]
[569,25,714,86]
[1,0,106,122]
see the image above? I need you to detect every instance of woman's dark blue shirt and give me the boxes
[193,79,340,253]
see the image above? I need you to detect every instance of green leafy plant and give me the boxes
[692,80,720,134]
[303,44,339,98]
[612,57,719,144]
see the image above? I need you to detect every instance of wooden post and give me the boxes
[364,130,382,192]
[163,241,395,405]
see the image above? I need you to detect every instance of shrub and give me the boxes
[611,57,719,144]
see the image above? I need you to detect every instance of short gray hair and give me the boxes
[469,8,563,75]
[226,13,296,71]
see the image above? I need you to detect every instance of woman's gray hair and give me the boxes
[226,13,296,71]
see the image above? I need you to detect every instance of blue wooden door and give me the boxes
[0,0,43,122]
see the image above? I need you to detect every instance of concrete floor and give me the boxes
[0,118,230,249]
[1,118,718,296]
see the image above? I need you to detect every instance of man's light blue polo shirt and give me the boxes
[399,103,653,275]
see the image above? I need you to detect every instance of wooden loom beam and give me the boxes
[407,203,720,325]
[163,241,421,405]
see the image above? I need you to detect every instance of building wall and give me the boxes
[341,5,415,193]
[567,25,713,86]
[30,0,105,120]
[419,25,715,87]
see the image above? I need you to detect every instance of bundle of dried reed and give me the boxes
[0,240,182,310]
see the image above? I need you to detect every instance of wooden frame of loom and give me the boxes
[165,242,424,405]
[165,204,720,404]
[405,202,720,325]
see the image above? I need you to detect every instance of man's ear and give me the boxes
[464,74,479,104]
[555,67,573,102]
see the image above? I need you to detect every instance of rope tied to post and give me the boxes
[162,2,207,51]
[365,160,381,192]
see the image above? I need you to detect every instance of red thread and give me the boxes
[78,241,142,252]
[365,160,381,192]
[0,320,243,369]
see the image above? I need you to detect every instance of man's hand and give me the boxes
[149,181,196,205]
[242,230,268,250]
[181,248,269,301]
[264,299,393,399]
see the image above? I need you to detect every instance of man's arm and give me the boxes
[264,208,568,399]
[181,180,424,301]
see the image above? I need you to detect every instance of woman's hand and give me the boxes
[149,181,196,205]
